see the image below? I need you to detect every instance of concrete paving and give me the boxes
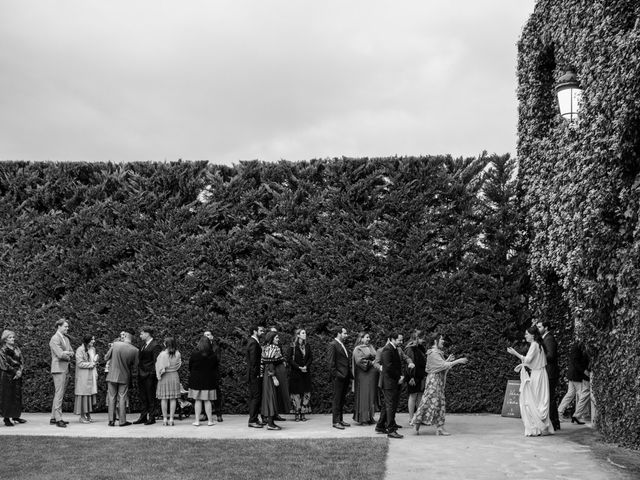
[0,412,635,479]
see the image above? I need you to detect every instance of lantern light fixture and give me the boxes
[555,68,583,123]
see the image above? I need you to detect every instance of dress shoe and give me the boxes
[375,428,387,434]
[266,424,281,430]
[132,416,147,425]
[120,421,132,427]
[274,415,286,421]
[4,418,15,426]
[108,421,115,426]
[50,418,57,424]
[332,423,345,430]
[55,420,67,428]
[387,431,403,439]
[339,421,351,427]
[144,418,156,425]
[12,418,26,424]
[571,416,585,425]
[248,422,264,428]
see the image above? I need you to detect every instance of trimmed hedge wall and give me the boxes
[517,0,640,448]
[0,155,527,415]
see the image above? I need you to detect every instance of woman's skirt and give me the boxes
[0,372,22,419]
[73,395,97,415]
[156,371,181,399]
[188,389,217,401]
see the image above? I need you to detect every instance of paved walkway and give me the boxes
[1,413,636,479]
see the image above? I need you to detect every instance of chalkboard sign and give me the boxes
[500,379,521,418]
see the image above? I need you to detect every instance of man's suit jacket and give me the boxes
[380,343,402,390]
[567,343,589,382]
[105,342,139,384]
[374,342,412,388]
[139,339,162,378]
[50,332,72,373]
[542,332,559,380]
[327,339,351,380]
[246,337,262,383]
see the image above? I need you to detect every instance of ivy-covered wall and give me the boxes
[517,0,640,448]
[0,155,527,415]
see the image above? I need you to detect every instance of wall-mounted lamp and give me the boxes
[555,69,583,123]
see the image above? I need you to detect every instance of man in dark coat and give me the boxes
[327,327,351,430]
[133,326,162,425]
[376,332,406,439]
[246,325,265,428]
[537,320,560,431]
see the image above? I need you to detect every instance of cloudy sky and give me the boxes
[1,1,535,165]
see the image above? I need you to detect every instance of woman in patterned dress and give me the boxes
[261,332,287,430]
[412,333,467,436]
[155,337,182,426]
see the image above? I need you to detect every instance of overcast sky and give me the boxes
[1,1,535,165]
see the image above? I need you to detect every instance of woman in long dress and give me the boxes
[507,325,554,436]
[261,332,287,430]
[0,330,26,426]
[74,334,99,423]
[404,329,427,424]
[352,332,378,425]
[156,337,182,426]
[412,333,468,436]
[288,328,312,421]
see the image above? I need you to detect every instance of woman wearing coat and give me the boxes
[0,330,26,426]
[74,334,99,423]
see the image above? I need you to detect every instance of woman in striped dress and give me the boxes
[156,337,182,426]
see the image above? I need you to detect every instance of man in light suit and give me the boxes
[328,327,352,430]
[49,318,74,428]
[378,332,405,438]
[537,320,560,431]
[105,331,139,426]
[133,326,162,425]
[246,325,265,428]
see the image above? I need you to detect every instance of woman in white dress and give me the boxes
[507,325,554,436]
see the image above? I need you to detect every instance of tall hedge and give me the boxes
[517,0,640,448]
[0,155,527,415]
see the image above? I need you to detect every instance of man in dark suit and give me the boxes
[376,332,406,439]
[373,334,414,434]
[328,327,352,430]
[246,325,265,428]
[105,332,139,426]
[133,326,162,425]
[537,320,560,431]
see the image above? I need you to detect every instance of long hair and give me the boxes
[164,337,178,357]
[354,331,370,346]
[526,326,545,352]
[82,334,94,353]
[292,328,306,348]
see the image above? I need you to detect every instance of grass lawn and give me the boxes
[0,436,388,480]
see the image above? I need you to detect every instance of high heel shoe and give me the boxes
[571,416,585,425]
[436,428,451,436]
[414,423,420,435]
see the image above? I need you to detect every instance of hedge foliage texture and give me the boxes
[0,155,528,415]
[517,0,640,448]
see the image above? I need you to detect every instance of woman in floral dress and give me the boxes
[412,333,467,436]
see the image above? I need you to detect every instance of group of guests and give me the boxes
[0,319,224,428]
[245,325,469,439]
[0,318,592,438]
